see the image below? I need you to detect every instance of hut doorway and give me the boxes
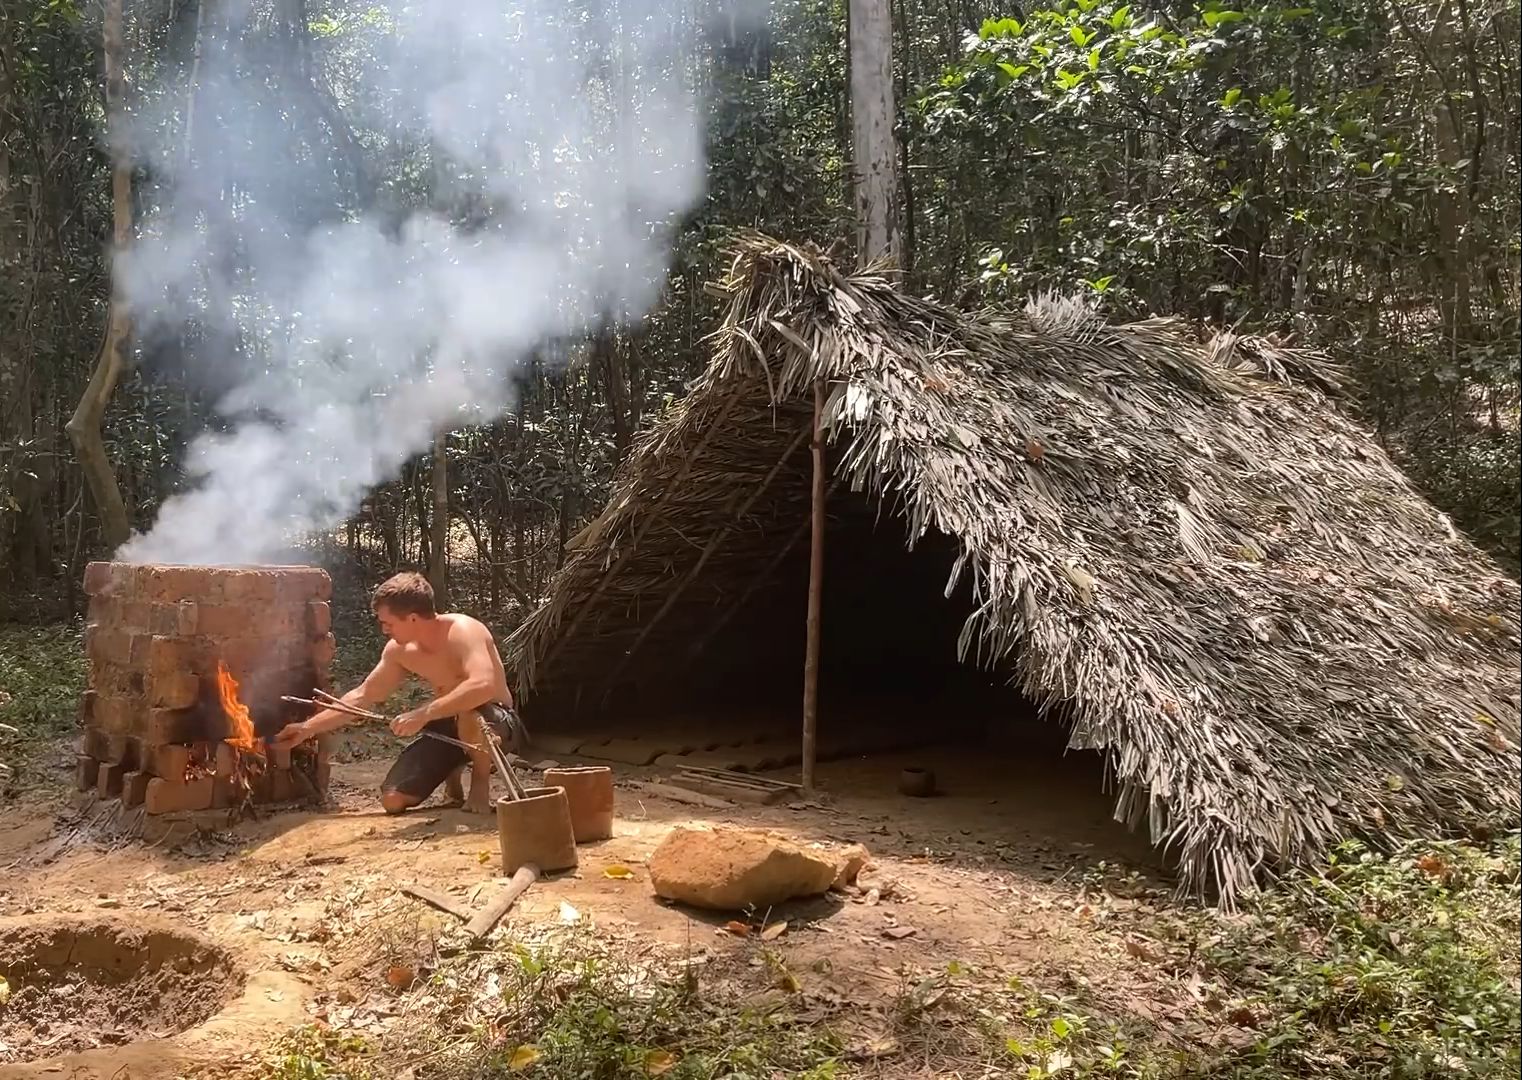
[545,488,1161,870]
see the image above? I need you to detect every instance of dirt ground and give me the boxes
[0,743,1202,1078]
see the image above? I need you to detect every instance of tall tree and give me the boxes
[65,0,132,548]
[848,0,903,264]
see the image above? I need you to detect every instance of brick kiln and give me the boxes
[76,562,336,815]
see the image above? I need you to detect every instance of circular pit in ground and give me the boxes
[0,915,243,1065]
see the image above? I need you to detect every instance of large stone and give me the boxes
[649,826,859,911]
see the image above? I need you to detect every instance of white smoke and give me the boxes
[117,0,719,565]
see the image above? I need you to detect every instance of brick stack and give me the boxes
[77,562,335,813]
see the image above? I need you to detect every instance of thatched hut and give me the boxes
[505,235,1521,901]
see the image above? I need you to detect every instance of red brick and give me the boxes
[145,775,214,814]
[268,768,297,803]
[122,770,151,808]
[96,761,127,798]
[147,670,199,709]
[311,632,337,671]
[87,594,119,626]
[142,707,199,746]
[150,743,192,780]
[76,755,100,791]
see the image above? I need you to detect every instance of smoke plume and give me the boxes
[117,0,715,565]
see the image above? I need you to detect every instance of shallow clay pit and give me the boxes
[0,916,242,1065]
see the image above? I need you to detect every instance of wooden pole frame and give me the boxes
[801,377,827,790]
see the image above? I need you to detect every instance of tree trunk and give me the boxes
[428,429,449,609]
[848,0,903,264]
[66,0,133,550]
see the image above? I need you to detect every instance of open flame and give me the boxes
[216,660,264,757]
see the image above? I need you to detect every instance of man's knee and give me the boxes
[380,789,418,815]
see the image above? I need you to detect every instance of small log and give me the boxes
[636,780,736,810]
[400,883,474,923]
[466,863,539,940]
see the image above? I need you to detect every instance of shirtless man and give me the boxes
[273,572,521,814]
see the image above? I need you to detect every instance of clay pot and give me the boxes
[496,786,578,874]
[542,766,614,843]
[898,767,936,798]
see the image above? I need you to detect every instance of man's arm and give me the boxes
[390,623,498,735]
[277,644,406,744]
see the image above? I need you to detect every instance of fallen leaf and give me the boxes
[1124,938,1159,963]
[477,851,492,865]
[644,1049,678,1075]
[385,965,415,990]
[508,1044,541,1071]
[603,864,635,880]
[761,921,788,941]
[559,901,581,924]
[266,989,285,1002]
[723,920,752,937]
[1415,853,1450,880]
[1226,1005,1258,1028]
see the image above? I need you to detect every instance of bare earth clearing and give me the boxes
[0,742,1238,1078]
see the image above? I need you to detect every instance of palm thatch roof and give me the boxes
[505,234,1521,902]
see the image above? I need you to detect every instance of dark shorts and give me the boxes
[382,703,525,801]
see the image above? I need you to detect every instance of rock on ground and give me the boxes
[648,826,868,911]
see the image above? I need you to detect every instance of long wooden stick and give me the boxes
[801,377,827,791]
[400,883,474,923]
[466,864,539,940]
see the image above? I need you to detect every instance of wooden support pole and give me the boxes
[801,377,827,791]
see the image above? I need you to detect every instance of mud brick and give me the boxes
[145,775,215,814]
[137,635,193,680]
[90,693,137,736]
[147,600,200,636]
[96,761,127,798]
[314,739,332,793]
[147,669,199,709]
[221,570,279,605]
[311,632,337,670]
[85,624,133,668]
[139,565,221,604]
[82,727,112,761]
[122,770,151,808]
[84,561,141,598]
[83,561,114,597]
[142,707,199,745]
[117,601,153,632]
[79,688,97,727]
[87,594,120,625]
[150,743,193,780]
[269,743,293,770]
[100,733,141,769]
[272,568,332,603]
[75,755,100,791]
[268,768,296,803]
[214,637,286,677]
[307,600,332,636]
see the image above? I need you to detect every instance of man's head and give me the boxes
[372,572,436,644]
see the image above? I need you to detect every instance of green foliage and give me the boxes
[0,620,85,735]
[1189,835,1522,1077]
